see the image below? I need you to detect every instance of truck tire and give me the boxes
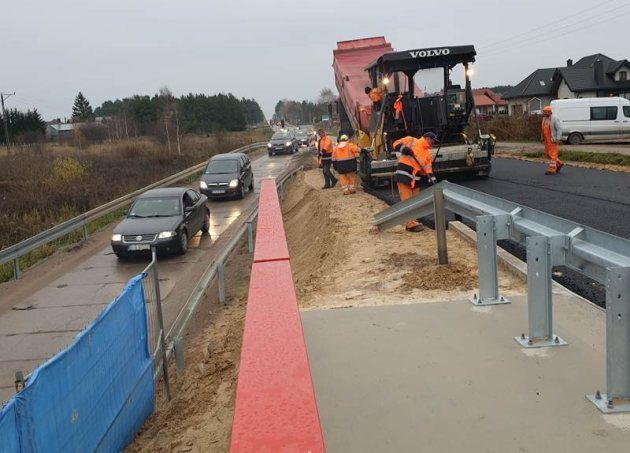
[567,132,583,145]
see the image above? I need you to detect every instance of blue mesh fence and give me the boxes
[0,274,153,452]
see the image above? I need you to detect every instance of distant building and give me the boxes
[503,53,630,115]
[472,89,508,115]
[46,123,75,141]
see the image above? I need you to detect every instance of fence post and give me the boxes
[13,258,20,280]
[217,260,226,303]
[588,266,630,412]
[515,236,567,348]
[151,247,172,400]
[82,224,89,241]
[470,215,510,306]
[432,187,448,265]
[246,221,254,254]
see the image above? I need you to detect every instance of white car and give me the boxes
[550,97,630,145]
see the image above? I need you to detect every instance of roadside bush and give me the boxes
[467,114,541,142]
[48,157,87,187]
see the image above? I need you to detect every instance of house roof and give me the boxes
[503,68,557,99]
[572,53,614,68]
[557,59,630,92]
[48,124,75,132]
[473,88,508,107]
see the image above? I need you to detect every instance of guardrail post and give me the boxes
[469,215,510,306]
[588,266,630,413]
[279,181,285,201]
[246,221,254,254]
[217,260,226,303]
[433,187,448,265]
[515,236,567,348]
[13,258,20,280]
[82,224,88,241]
[174,336,185,374]
[151,247,172,400]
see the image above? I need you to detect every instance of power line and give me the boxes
[1,92,16,147]
[486,4,630,56]
[479,0,618,51]
[483,5,630,58]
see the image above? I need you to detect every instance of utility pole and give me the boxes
[1,92,15,146]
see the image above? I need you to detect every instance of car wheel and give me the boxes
[201,210,210,234]
[178,230,188,255]
[115,252,128,260]
[268,152,272,157]
[248,179,254,191]
[567,132,583,145]
[238,183,245,199]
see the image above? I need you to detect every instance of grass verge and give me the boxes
[523,150,630,166]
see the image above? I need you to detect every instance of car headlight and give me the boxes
[199,180,207,189]
[267,143,272,148]
[285,141,292,146]
[158,231,176,239]
[111,234,122,242]
[229,179,239,188]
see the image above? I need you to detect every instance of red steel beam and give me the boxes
[253,179,290,263]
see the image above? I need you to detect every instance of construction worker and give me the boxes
[541,106,564,175]
[317,128,337,189]
[332,134,359,195]
[364,86,384,109]
[392,132,439,232]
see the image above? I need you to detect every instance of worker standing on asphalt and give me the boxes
[392,132,438,232]
[332,134,359,195]
[317,128,337,189]
[541,106,564,175]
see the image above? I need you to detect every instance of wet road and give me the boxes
[0,149,306,402]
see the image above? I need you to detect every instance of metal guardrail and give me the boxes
[152,165,303,382]
[0,142,266,279]
[374,180,630,413]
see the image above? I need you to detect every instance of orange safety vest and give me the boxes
[368,87,384,103]
[541,117,554,146]
[393,94,403,114]
[332,141,359,174]
[318,135,333,161]
[392,136,433,188]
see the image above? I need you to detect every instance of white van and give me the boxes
[550,97,630,145]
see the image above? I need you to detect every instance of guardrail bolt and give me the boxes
[595,390,602,400]
[554,336,560,344]
[607,399,614,409]
[521,333,526,340]
[528,339,534,346]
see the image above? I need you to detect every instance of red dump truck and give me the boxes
[333,36,494,187]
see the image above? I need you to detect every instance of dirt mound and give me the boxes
[285,170,524,309]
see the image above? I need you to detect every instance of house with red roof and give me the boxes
[473,89,508,115]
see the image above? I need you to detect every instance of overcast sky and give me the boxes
[4,0,628,120]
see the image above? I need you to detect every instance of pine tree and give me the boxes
[72,92,93,121]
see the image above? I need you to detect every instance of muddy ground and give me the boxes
[128,168,525,452]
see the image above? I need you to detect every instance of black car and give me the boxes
[267,131,298,156]
[199,153,254,200]
[111,188,209,258]
[295,130,310,146]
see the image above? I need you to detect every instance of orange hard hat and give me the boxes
[543,106,552,113]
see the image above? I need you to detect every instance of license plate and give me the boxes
[128,244,151,251]
[212,190,226,194]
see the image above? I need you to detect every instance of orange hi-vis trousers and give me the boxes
[397,182,420,229]
[338,172,356,194]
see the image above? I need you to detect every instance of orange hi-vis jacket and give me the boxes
[368,87,384,103]
[318,135,333,162]
[392,136,433,188]
[332,141,359,174]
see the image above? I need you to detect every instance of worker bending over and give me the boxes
[317,128,337,189]
[393,132,438,232]
[332,134,359,195]
[541,106,564,175]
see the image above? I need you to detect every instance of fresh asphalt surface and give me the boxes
[368,157,630,306]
